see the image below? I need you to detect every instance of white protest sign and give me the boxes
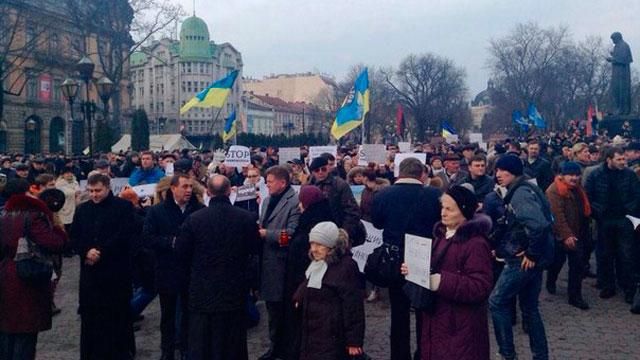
[444,134,459,143]
[212,149,226,166]
[398,142,411,153]
[165,162,174,177]
[469,133,483,144]
[404,234,432,289]
[393,153,427,177]
[626,215,640,230]
[478,142,487,151]
[235,184,257,202]
[351,220,384,273]
[309,145,337,160]
[358,144,387,166]
[132,183,157,198]
[79,177,129,196]
[278,147,300,165]
[225,145,251,168]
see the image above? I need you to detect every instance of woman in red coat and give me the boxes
[0,180,67,360]
[402,185,493,360]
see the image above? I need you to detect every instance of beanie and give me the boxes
[446,186,478,220]
[309,222,340,248]
[560,161,582,175]
[299,185,325,209]
[495,155,523,176]
[308,156,329,172]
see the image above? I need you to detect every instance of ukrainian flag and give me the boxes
[331,68,369,140]
[180,70,239,114]
[222,110,237,143]
[442,121,457,138]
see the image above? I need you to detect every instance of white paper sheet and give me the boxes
[404,234,432,289]
[626,215,640,230]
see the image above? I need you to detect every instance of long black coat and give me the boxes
[143,192,204,294]
[177,196,260,313]
[293,255,365,360]
[71,193,136,311]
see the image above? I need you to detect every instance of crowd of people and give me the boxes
[0,128,639,360]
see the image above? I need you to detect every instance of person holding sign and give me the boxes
[400,186,493,360]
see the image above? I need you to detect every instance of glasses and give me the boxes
[313,166,328,173]
[247,175,260,178]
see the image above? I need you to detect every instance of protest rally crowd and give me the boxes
[0,124,640,360]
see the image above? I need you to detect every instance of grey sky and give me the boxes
[174,0,638,97]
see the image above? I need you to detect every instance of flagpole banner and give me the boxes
[528,103,546,128]
[278,147,301,164]
[331,68,370,140]
[180,70,239,114]
[309,146,337,160]
[441,121,457,139]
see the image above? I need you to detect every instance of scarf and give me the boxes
[553,176,591,217]
[305,260,328,289]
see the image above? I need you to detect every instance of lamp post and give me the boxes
[96,76,114,121]
[76,56,95,156]
[61,78,79,154]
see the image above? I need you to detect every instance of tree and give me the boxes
[0,1,55,122]
[66,0,184,135]
[131,109,149,150]
[386,53,471,141]
[94,119,115,152]
[487,22,611,131]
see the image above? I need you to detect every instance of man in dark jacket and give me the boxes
[309,156,365,246]
[258,165,300,360]
[585,147,640,304]
[454,154,495,203]
[144,174,204,360]
[524,140,554,191]
[71,174,137,360]
[371,158,442,360]
[489,155,553,360]
[177,175,259,360]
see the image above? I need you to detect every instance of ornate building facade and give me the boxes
[129,15,243,137]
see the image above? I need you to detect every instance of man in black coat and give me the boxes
[144,174,205,360]
[524,140,554,191]
[71,174,137,360]
[371,158,442,360]
[453,154,495,204]
[177,175,259,360]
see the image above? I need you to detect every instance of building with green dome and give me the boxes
[129,15,242,136]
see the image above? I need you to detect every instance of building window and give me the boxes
[53,79,62,103]
[26,77,37,101]
[49,33,59,54]
[25,22,37,45]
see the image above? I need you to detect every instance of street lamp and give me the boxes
[61,78,79,155]
[96,76,114,122]
[76,56,95,156]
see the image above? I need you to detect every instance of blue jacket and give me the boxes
[371,179,442,248]
[128,166,165,186]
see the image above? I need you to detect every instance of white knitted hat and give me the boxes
[309,221,339,248]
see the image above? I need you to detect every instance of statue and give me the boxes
[607,32,633,115]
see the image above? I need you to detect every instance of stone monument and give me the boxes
[603,32,638,138]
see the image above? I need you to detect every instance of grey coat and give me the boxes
[259,186,301,302]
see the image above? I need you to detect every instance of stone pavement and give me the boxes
[38,258,640,359]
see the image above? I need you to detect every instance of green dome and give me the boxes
[179,16,212,60]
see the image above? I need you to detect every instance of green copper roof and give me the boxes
[179,16,212,60]
[130,51,147,66]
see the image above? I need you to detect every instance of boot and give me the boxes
[568,297,589,310]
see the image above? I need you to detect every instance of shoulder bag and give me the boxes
[14,214,54,284]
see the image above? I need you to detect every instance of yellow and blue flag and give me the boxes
[442,121,457,138]
[331,68,370,140]
[180,70,239,115]
[222,110,237,142]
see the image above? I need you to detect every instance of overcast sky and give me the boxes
[174,0,638,97]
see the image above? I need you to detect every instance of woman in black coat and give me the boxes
[283,185,334,360]
[293,222,365,360]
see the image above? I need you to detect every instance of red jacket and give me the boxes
[420,215,493,360]
[0,195,67,333]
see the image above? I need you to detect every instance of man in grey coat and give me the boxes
[258,165,301,360]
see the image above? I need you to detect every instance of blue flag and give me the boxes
[222,110,237,142]
[512,110,529,131]
[528,103,546,129]
[442,121,457,138]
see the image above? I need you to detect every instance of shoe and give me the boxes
[625,292,634,304]
[546,282,556,295]
[366,289,378,302]
[568,298,590,310]
[599,289,616,299]
[258,350,275,360]
[51,303,62,316]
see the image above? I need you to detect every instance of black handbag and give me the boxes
[13,215,54,284]
[402,237,454,312]
[364,243,402,287]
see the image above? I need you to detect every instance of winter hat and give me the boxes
[299,185,325,209]
[309,221,340,248]
[561,161,582,175]
[446,185,478,220]
[495,155,523,176]
[308,156,329,172]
